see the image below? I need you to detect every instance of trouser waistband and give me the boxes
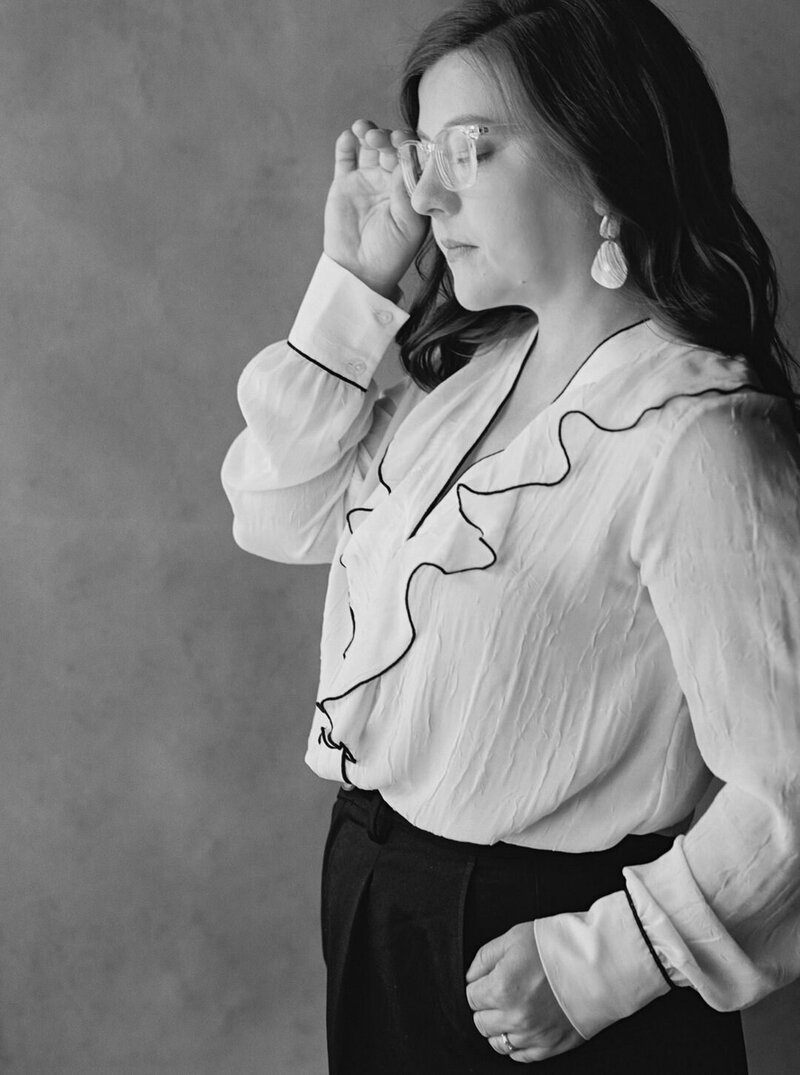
[336,785,676,863]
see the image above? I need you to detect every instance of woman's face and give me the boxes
[412,51,598,314]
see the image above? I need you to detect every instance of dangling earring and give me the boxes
[591,214,628,289]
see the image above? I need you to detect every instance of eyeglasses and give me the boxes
[397,123,514,197]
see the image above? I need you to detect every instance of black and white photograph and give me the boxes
[1,1,799,1072]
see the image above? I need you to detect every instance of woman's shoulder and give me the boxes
[548,322,799,488]
[624,333,799,499]
[585,323,772,434]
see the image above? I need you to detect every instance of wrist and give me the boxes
[364,279,404,303]
[322,253,403,303]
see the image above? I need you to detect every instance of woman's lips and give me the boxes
[439,239,477,260]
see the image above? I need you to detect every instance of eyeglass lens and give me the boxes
[400,128,477,194]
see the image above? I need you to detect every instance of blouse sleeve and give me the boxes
[534,390,800,1038]
[220,254,411,564]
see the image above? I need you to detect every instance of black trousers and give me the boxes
[321,787,748,1075]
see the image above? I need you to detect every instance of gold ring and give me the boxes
[501,1032,514,1054]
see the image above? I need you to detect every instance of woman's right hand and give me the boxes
[323,120,428,300]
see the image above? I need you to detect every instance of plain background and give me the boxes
[0,1,798,1071]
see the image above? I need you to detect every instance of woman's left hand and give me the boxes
[465,922,586,1062]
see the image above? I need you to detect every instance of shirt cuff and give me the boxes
[533,888,672,1040]
[288,254,410,390]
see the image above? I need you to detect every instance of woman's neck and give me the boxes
[527,283,649,390]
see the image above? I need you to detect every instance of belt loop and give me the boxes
[367,792,393,844]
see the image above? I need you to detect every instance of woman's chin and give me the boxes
[451,277,495,313]
[453,286,507,313]
[450,268,521,313]
[453,278,535,314]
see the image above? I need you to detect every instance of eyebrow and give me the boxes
[416,114,500,141]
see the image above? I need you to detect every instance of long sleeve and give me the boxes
[221,254,412,564]
[535,390,800,1037]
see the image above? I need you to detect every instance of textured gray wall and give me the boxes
[0,1,797,1072]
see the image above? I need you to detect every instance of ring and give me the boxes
[500,1032,515,1054]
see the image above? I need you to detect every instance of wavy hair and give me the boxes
[395,0,798,421]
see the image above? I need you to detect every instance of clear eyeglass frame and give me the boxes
[397,123,514,197]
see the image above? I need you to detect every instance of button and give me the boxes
[374,309,393,325]
[346,359,366,375]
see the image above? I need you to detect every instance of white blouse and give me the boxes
[221,254,800,1038]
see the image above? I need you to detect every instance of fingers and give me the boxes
[476,1011,585,1063]
[484,1024,558,1062]
[369,132,399,172]
[358,121,398,171]
[488,1033,518,1058]
[335,120,410,175]
[333,128,360,177]
[391,128,413,148]
[348,119,375,169]
[481,1020,546,1060]
[466,934,505,983]
[473,1008,511,1039]
[333,121,381,177]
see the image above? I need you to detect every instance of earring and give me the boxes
[591,214,628,289]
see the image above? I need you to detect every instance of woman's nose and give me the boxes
[409,156,457,217]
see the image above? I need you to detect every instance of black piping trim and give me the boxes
[315,382,766,771]
[342,604,356,660]
[287,340,367,393]
[408,319,650,539]
[550,319,650,405]
[623,882,677,990]
[454,383,765,502]
[358,321,649,515]
[345,506,373,536]
[377,452,391,493]
[317,719,357,783]
[409,331,538,538]
[316,553,485,756]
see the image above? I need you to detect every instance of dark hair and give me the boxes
[395,0,798,421]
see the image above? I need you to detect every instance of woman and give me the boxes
[222,0,800,1071]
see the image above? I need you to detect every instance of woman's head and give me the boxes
[405,49,605,315]
[395,0,797,413]
[401,0,732,235]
